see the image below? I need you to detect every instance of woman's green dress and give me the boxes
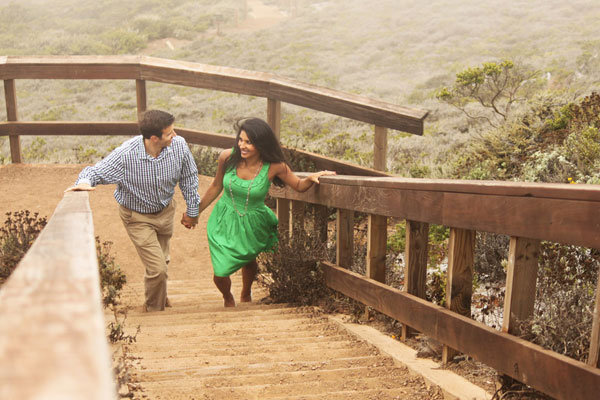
[207,162,278,277]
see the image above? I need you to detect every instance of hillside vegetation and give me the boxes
[1,0,600,180]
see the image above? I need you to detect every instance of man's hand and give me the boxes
[181,213,199,229]
[64,183,95,193]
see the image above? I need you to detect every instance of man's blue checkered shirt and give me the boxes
[76,135,200,217]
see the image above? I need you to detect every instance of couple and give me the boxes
[66,110,335,311]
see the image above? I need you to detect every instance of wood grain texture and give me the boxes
[267,98,281,140]
[0,192,115,400]
[373,125,387,171]
[322,261,600,400]
[3,121,139,136]
[589,266,600,368]
[136,79,147,118]
[270,177,600,248]
[276,198,290,240]
[403,220,429,339]
[367,214,387,283]
[336,209,354,268]
[4,79,21,162]
[503,237,540,335]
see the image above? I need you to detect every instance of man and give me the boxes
[66,110,200,311]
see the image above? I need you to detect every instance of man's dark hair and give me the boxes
[139,110,175,139]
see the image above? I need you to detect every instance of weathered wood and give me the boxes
[0,192,115,400]
[313,204,328,245]
[1,55,141,79]
[589,266,600,368]
[443,228,475,363]
[373,125,387,171]
[267,98,281,140]
[276,198,291,240]
[322,261,600,400]
[402,220,429,340]
[290,200,306,235]
[136,79,147,119]
[4,79,21,163]
[336,209,354,268]
[503,237,540,335]
[3,121,139,136]
[270,177,600,249]
[367,214,387,283]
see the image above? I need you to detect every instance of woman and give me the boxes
[193,118,336,307]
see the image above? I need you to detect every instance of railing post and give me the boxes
[4,79,21,163]
[589,265,600,367]
[367,214,387,283]
[443,227,475,363]
[373,125,387,171]
[276,198,290,240]
[136,79,147,120]
[402,220,429,340]
[313,204,328,245]
[502,236,540,335]
[290,200,305,237]
[336,209,354,268]
[267,98,281,141]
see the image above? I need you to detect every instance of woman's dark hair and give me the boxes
[225,118,287,187]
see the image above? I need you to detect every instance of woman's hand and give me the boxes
[307,170,336,184]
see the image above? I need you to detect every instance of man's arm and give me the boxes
[65,143,126,192]
[178,144,201,229]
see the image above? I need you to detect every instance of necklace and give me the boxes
[229,161,263,217]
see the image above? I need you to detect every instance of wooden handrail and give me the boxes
[0,192,116,399]
[270,174,600,400]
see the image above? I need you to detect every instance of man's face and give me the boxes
[158,124,176,148]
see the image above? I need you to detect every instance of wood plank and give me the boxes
[402,220,429,340]
[589,266,600,368]
[0,192,115,400]
[336,209,354,268]
[443,228,476,363]
[267,98,281,141]
[367,214,387,283]
[2,55,141,79]
[373,125,387,171]
[502,237,540,335]
[4,79,21,163]
[4,121,139,136]
[270,181,600,249]
[322,261,600,400]
[276,198,290,240]
[136,79,147,119]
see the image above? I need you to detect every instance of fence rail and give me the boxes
[270,174,600,400]
[0,192,115,399]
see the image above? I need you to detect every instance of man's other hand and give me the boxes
[64,183,95,193]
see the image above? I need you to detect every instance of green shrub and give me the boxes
[96,237,127,309]
[190,145,220,176]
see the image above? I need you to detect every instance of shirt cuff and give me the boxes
[186,205,199,218]
[75,178,93,186]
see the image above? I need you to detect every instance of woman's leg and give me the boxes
[240,260,258,302]
[213,275,235,307]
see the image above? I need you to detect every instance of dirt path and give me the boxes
[0,164,449,399]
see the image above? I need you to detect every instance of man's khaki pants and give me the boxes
[119,201,175,312]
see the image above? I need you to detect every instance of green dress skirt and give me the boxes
[207,162,278,277]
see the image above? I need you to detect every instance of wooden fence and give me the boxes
[0,55,427,174]
[271,175,600,400]
[0,192,116,399]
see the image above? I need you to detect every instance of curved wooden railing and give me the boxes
[271,175,600,400]
[0,192,116,399]
[0,55,428,174]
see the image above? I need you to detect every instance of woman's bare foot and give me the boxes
[224,293,236,307]
[240,292,252,303]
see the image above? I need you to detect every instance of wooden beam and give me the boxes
[321,261,600,400]
[4,79,21,163]
[589,265,600,368]
[402,220,429,340]
[443,228,475,363]
[136,79,147,119]
[336,209,354,268]
[270,179,600,249]
[373,125,387,171]
[276,198,290,240]
[502,237,540,335]
[367,214,387,283]
[3,121,139,136]
[1,56,141,79]
[267,98,281,141]
[0,192,116,400]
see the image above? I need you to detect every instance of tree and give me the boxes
[437,60,540,128]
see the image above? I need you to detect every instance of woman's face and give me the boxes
[238,130,259,160]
